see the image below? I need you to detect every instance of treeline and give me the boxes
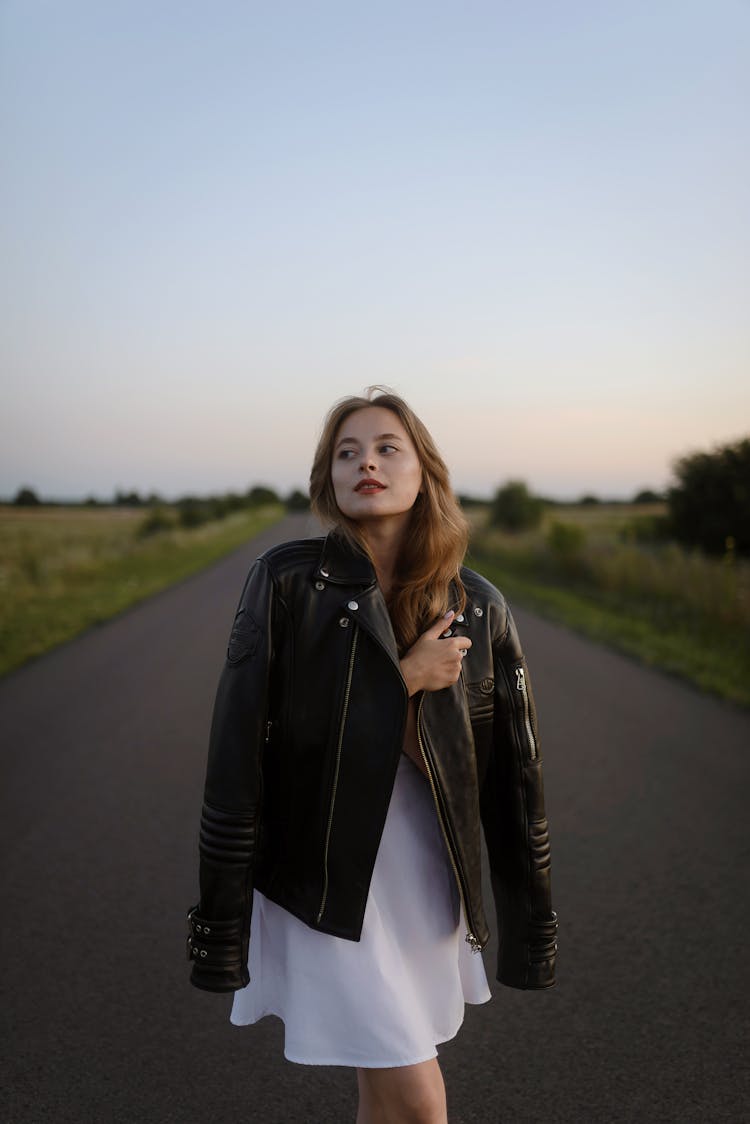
[473,435,750,558]
[8,483,309,537]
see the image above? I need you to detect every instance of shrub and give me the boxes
[618,514,672,545]
[246,485,280,508]
[177,498,210,528]
[489,480,544,531]
[136,506,177,538]
[285,489,310,512]
[547,520,586,557]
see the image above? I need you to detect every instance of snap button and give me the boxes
[473,606,483,617]
[443,628,453,637]
[315,581,325,590]
[456,614,465,622]
[339,617,350,628]
[320,568,330,578]
[200,949,207,958]
[204,926,210,934]
[196,924,203,932]
[347,600,359,611]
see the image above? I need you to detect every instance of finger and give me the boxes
[428,610,455,638]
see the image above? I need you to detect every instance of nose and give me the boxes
[359,453,377,472]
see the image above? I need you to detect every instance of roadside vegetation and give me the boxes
[3,435,748,705]
[465,436,750,708]
[0,489,298,676]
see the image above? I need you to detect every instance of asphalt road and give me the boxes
[2,513,748,1123]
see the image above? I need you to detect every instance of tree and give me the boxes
[489,480,544,531]
[285,489,310,512]
[115,489,143,506]
[667,436,750,556]
[246,485,280,507]
[13,486,41,506]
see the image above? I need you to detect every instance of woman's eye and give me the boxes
[380,444,398,454]
[337,449,356,459]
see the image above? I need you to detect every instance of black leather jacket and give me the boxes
[187,531,557,992]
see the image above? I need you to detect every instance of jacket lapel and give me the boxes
[316,531,402,674]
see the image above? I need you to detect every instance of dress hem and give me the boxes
[230,994,492,1068]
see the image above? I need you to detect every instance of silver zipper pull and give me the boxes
[515,667,525,691]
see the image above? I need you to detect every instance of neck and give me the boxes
[359,516,410,595]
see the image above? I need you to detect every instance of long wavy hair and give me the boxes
[309,388,469,653]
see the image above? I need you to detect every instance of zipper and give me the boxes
[416,692,483,953]
[515,666,537,760]
[317,624,360,923]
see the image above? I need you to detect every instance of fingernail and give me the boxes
[444,610,455,618]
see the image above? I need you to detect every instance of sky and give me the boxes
[1,0,748,502]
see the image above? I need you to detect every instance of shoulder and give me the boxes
[459,564,510,637]
[259,536,325,578]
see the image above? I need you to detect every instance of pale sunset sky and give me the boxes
[1,1,748,502]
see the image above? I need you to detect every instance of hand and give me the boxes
[400,611,472,695]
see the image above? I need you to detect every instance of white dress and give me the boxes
[229,752,492,1067]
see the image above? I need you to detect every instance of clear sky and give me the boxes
[1,0,748,502]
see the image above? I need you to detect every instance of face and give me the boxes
[330,406,424,528]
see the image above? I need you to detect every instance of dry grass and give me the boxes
[0,504,284,675]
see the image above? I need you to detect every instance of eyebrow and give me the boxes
[334,432,402,449]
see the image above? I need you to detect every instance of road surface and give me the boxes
[2,513,748,1122]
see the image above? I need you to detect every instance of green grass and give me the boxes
[468,504,750,709]
[0,504,285,677]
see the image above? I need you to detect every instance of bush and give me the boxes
[547,520,586,557]
[176,498,210,528]
[285,489,310,512]
[618,514,672,545]
[668,437,750,556]
[246,485,280,508]
[115,489,144,506]
[136,506,177,538]
[489,480,544,531]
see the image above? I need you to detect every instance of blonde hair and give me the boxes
[309,387,468,653]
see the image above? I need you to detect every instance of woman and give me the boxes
[187,389,557,1123]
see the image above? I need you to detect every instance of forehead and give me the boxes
[335,406,410,442]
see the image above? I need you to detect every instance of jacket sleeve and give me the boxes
[480,600,558,989]
[186,557,275,992]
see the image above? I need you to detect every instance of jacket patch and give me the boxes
[226,608,261,665]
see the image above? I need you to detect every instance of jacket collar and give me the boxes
[316,530,404,672]
[315,529,377,587]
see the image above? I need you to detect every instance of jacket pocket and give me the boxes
[465,677,494,726]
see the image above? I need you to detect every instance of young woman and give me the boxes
[187,389,557,1123]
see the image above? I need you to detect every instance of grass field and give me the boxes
[0,504,284,677]
[467,502,750,708]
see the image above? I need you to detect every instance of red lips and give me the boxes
[355,477,386,492]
